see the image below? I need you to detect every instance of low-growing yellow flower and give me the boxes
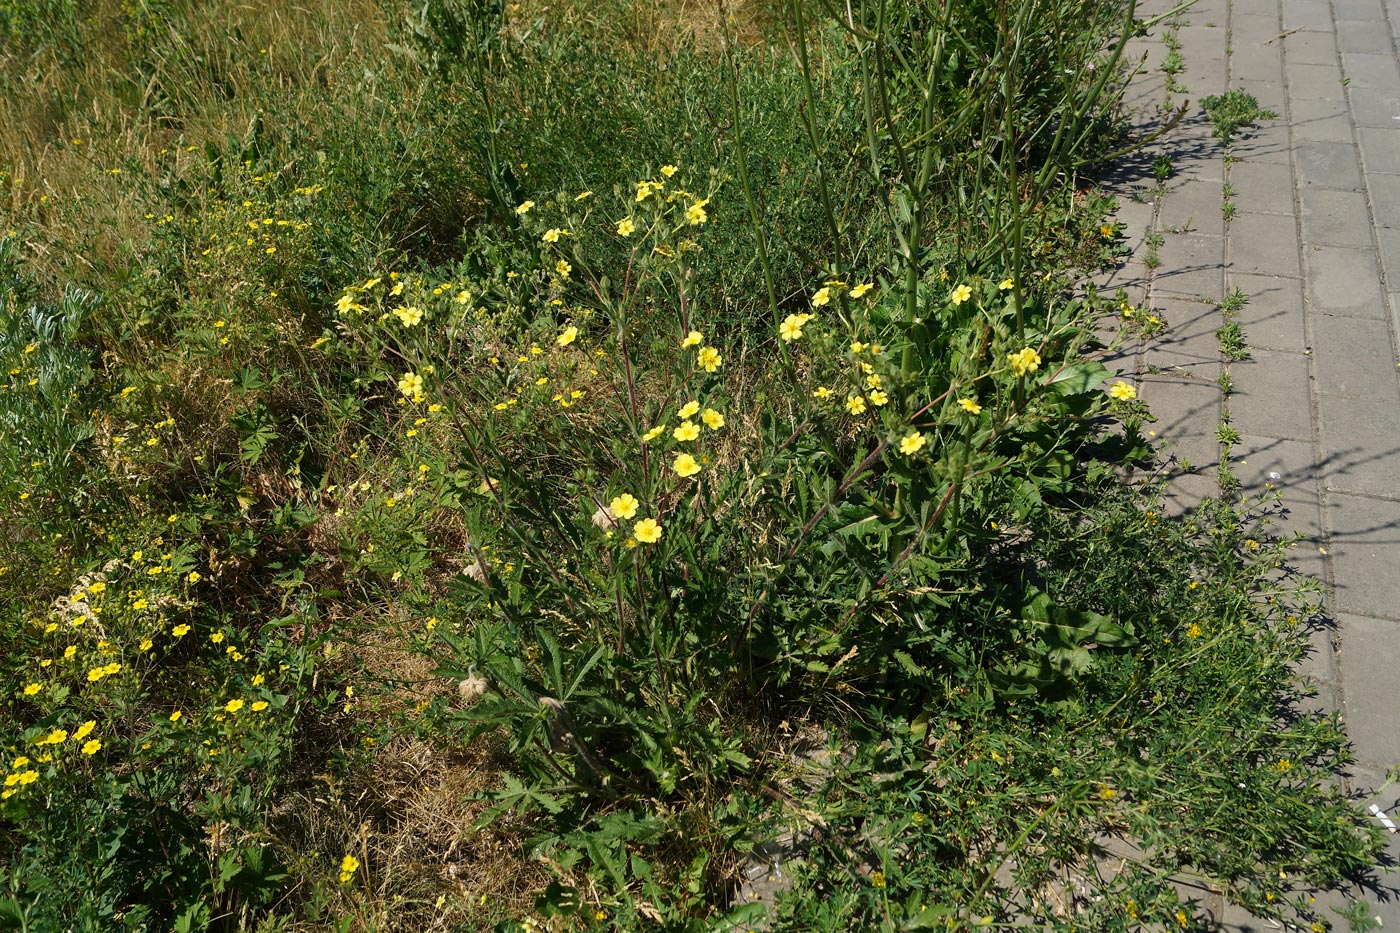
[169,711,183,722]
[610,493,640,520]
[22,683,41,696]
[959,398,982,415]
[339,854,360,884]
[697,347,722,372]
[555,259,572,278]
[1008,347,1041,377]
[633,517,663,543]
[81,739,101,756]
[172,624,190,637]
[999,278,1014,290]
[678,400,701,419]
[393,305,424,327]
[701,408,724,430]
[813,387,833,399]
[779,313,807,342]
[685,199,708,226]
[673,453,702,478]
[950,283,973,305]
[673,421,701,442]
[616,217,636,237]
[225,698,245,714]
[846,395,867,415]
[681,330,703,348]
[515,200,535,215]
[1108,380,1137,401]
[397,371,424,397]
[899,430,928,455]
[850,283,873,298]
[642,424,666,443]
[811,286,831,308]
[557,325,578,346]
[251,701,269,712]
[541,227,565,243]
[73,721,95,742]
[868,389,889,406]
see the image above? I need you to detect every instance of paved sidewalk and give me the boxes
[1100,0,1400,926]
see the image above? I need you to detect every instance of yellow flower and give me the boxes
[811,286,831,308]
[81,739,101,756]
[850,283,873,298]
[1007,347,1041,377]
[169,711,183,722]
[685,199,709,226]
[1100,223,1115,238]
[642,424,667,443]
[16,770,37,785]
[678,400,701,419]
[616,217,636,237]
[73,721,95,742]
[557,325,578,346]
[36,729,67,746]
[555,259,571,278]
[87,666,107,682]
[998,278,1014,290]
[899,430,927,455]
[868,389,889,406]
[813,387,833,399]
[845,395,867,415]
[225,698,245,714]
[1108,380,1136,401]
[251,701,269,712]
[673,420,701,442]
[172,624,190,637]
[701,408,724,430]
[210,632,224,644]
[660,164,678,177]
[673,453,702,478]
[1187,623,1203,638]
[681,330,703,348]
[541,227,565,243]
[22,683,41,696]
[779,313,807,342]
[610,493,640,520]
[339,854,360,884]
[950,283,973,305]
[397,371,424,397]
[515,200,535,215]
[697,347,722,372]
[958,397,982,415]
[393,305,424,327]
[634,517,663,543]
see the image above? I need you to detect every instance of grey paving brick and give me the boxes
[1335,0,1389,18]
[1358,127,1400,175]
[1230,212,1302,276]
[1159,178,1226,235]
[1227,159,1295,213]
[1226,119,1292,162]
[1318,395,1400,498]
[1229,348,1315,439]
[1286,60,1348,100]
[1288,96,1355,142]
[1231,41,1285,84]
[1139,377,1222,467]
[1348,88,1400,128]
[1144,297,1222,378]
[1094,259,1151,304]
[1308,313,1400,396]
[1162,469,1222,516]
[1377,228,1400,288]
[1294,139,1366,191]
[1370,172,1400,228]
[1299,188,1373,247]
[1234,433,1319,493]
[1338,18,1399,54]
[1305,246,1388,318]
[1233,78,1288,115]
[1340,51,1400,90]
[1155,232,1227,296]
[1284,29,1343,65]
[1232,12,1283,41]
[1231,0,1278,18]
[1337,615,1400,764]
[1324,492,1400,617]
[1282,0,1334,31]
[1228,272,1307,351]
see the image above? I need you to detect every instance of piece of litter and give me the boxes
[1369,804,1397,832]
[1267,471,1282,481]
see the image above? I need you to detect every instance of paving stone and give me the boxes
[1286,60,1348,100]
[1349,88,1400,128]
[1094,259,1151,304]
[1324,492,1400,617]
[1229,348,1315,440]
[1337,615,1400,764]
[1335,0,1388,17]
[1340,52,1400,90]
[1284,29,1344,65]
[1230,0,1277,18]
[1358,127,1400,175]
[1305,246,1388,318]
[1282,0,1334,31]
[1318,395,1400,498]
[1155,232,1227,296]
[1308,313,1400,397]
[1337,18,1399,53]
[1370,173,1400,229]
[1162,469,1222,516]
[1228,272,1307,351]
[1227,118,1292,162]
[1233,78,1288,116]
[1231,43,1285,84]
[1232,12,1283,41]
[1159,178,1226,236]
[1230,212,1302,276]
[1376,228,1400,287]
[1228,159,1295,214]
[1288,96,1355,142]
[1294,139,1365,191]
[1139,377,1222,468]
[1299,188,1373,248]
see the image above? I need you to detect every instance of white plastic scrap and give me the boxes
[1369,803,1398,832]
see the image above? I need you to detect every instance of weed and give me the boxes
[1202,89,1279,144]
[1218,321,1251,360]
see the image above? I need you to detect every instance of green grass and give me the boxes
[0,0,1386,930]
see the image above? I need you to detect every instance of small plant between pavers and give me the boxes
[1201,89,1280,145]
